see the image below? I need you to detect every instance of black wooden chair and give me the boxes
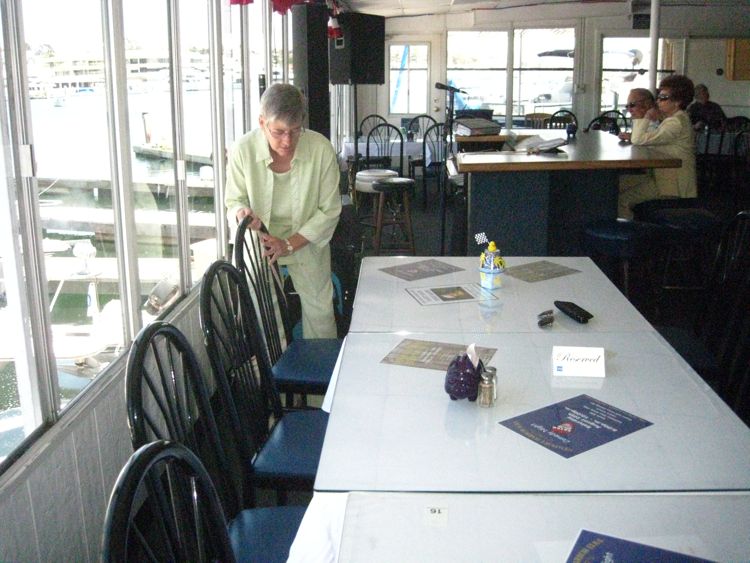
[233,217,342,405]
[200,259,329,504]
[655,214,750,395]
[548,109,577,129]
[366,122,405,176]
[407,114,437,141]
[584,110,628,134]
[358,113,387,139]
[125,320,245,520]
[409,122,445,209]
[101,440,305,563]
[723,115,750,132]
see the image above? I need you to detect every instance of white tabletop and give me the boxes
[349,256,652,334]
[336,491,750,562]
[338,139,427,172]
[315,330,750,493]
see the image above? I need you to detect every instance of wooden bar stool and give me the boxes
[371,177,416,255]
[354,168,398,214]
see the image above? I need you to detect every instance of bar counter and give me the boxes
[454,130,681,255]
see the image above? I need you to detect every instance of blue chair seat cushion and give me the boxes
[229,505,306,563]
[582,219,667,259]
[253,409,328,485]
[272,338,342,394]
[657,325,720,385]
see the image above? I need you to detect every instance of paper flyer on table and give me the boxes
[381,338,497,371]
[406,283,498,306]
[379,259,464,281]
[565,529,714,563]
[504,260,581,283]
[499,394,652,458]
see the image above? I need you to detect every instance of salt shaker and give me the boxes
[477,366,497,408]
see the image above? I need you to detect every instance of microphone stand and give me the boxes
[439,88,456,255]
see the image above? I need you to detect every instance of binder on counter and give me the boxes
[453,117,502,136]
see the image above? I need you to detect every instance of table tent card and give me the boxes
[500,394,652,458]
[566,529,715,563]
[504,260,581,283]
[552,346,606,378]
[379,259,464,281]
[381,338,496,371]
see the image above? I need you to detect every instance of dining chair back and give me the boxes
[200,259,282,453]
[584,110,628,134]
[523,112,552,129]
[125,320,244,518]
[101,440,306,563]
[708,210,750,289]
[358,113,387,139]
[420,122,446,207]
[232,218,341,396]
[201,258,329,503]
[695,127,738,198]
[102,440,236,563]
[366,122,405,176]
[723,115,750,132]
[548,109,577,129]
[407,114,437,140]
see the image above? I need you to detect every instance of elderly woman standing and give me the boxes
[225,83,342,338]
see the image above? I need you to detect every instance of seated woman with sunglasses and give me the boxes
[226,83,342,338]
[617,76,697,219]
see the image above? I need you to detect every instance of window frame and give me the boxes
[386,40,431,118]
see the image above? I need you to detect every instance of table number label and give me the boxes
[424,506,448,527]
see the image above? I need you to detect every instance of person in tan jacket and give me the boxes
[617,75,697,219]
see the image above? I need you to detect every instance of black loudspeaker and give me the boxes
[329,12,385,85]
[292,3,330,138]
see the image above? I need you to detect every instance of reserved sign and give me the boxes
[552,346,605,378]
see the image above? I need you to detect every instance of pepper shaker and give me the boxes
[477,366,496,408]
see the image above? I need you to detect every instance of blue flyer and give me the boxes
[566,529,715,562]
[499,394,652,458]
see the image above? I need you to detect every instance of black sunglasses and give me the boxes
[656,94,672,101]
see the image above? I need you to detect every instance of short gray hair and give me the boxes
[259,83,307,125]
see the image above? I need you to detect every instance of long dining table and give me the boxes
[288,256,750,562]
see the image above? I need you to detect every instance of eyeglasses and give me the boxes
[265,124,304,140]
[656,94,672,101]
[626,100,646,108]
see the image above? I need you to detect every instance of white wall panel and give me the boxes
[74,412,108,561]
[28,433,88,561]
[0,480,38,561]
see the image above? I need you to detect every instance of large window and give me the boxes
[446,31,508,122]
[24,0,120,411]
[513,28,575,119]
[389,44,429,115]
[600,37,675,113]
[0,0,248,464]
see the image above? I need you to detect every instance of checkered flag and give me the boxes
[474,232,488,246]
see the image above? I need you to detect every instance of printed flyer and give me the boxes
[566,529,714,563]
[499,394,652,458]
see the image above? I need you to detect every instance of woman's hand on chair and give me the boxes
[260,233,289,263]
[236,207,263,231]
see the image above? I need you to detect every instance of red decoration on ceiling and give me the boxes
[229,0,309,12]
[271,0,306,14]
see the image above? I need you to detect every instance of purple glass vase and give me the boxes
[444,354,482,401]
